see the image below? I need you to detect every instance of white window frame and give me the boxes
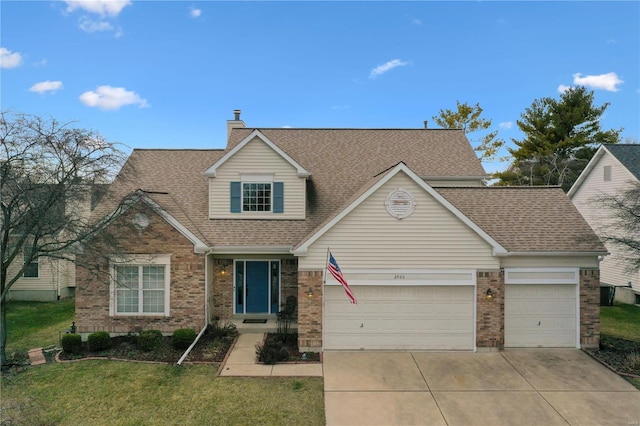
[240,174,274,213]
[109,254,171,317]
[23,245,39,278]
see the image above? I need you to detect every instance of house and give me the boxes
[569,144,640,304]
[76,111,605,352]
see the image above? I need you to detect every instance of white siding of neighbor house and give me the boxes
[9,254,76,297]
[571,150,639,290]
[299,172,499,270]
[500,256,599,269]
[208,137,306,219]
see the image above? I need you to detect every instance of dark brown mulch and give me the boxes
[263,333,321,362]
[586,336,640,376]
[59,332,236,363]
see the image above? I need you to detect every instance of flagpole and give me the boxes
[324,247,330,284]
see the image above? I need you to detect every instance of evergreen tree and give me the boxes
[495,86,622,191]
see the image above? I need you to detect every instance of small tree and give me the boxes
[0,112,130,366]
[597,182,640,272]
[494,87,622,191]
[432,101,504,162]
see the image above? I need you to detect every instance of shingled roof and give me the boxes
[94,127,605,254]
[435,186,606,253]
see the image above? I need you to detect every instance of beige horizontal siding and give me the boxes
[209,137,305,219]
[9,256,76,292]
[571,151,638,288]
[299,172,498,270]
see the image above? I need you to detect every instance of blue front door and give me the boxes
[246,261,269,313]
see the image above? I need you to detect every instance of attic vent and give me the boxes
[385,188,416,219]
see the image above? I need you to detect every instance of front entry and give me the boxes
[235,260,280,314]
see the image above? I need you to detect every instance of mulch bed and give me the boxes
[260,333,321,363]
[58,332,236,364]
[585,336,640,377]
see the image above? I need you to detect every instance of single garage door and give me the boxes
[324,285,475,350]
[505,284,577,348]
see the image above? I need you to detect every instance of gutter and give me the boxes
[176,324,208,366]
[495,251,609,257]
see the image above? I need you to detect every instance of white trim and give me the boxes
[241,173,274,182]
[293,162,507,255]
[497,251,608,257]
[504,268,579,284]
[109,254,171,317]
[204,130,311,178]
[212,246,292,255]
[575,280,581,349]
[323,269,477,286]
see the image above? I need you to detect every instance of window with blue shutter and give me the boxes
[273,182,284,213]
[230,181,241,213]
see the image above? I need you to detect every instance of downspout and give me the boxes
[177,249,212,366]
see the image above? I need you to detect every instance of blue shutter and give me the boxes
[273,182,284,213]
[230,182,241,213]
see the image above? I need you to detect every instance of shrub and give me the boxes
[255,337,290,365]
[87,331,111,352]
[138,330,164,352]
[172,328,196,350]
[61,333,82,354]
[625,352,640,372]
[207,321,238,339]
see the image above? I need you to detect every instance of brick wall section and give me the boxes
[476,270,504,349]
[76,207,206,334]
[297,270,323,351]
[580,269,600,349]
[281,259,298,307]
[211,259,233,319]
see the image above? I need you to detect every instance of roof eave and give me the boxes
[210,245,293,255]
[495,250,609,257]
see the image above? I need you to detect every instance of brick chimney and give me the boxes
[227,109,245,142]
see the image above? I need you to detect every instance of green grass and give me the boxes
[1,362,325,425]
[5,299,75,352]
[600,302,640,341]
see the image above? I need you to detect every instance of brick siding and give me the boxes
[580,269,600,349]
[476,270,504,349]
[76,207,206,334]
[297,270,323,351]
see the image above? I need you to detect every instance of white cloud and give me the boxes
[281,125,292,128]
[190,7,202,18]
[79,16,113,32]
[499,121,513,129]
[557,84,571,94]
[29,80,63,94]
[411,18,422,25]
[573,72,623,92]
[0,47,23,68]
[79,85,149,110]
[369,59,409,79]
[65,0,131,17]
[606,38,616,45]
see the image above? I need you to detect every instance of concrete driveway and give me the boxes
[324,349,640,426]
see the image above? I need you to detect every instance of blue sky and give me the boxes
[2,1,639,173]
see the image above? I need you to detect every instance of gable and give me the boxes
[208,135,306,220]
[297,169,500,270]
[569,146,639,199]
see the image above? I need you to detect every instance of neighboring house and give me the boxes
[76,111,605,352]
[569,144,640,302]
[7,184,104,301]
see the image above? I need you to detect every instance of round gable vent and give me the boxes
[385,188,416,219]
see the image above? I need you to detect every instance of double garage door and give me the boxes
[324,285,475,351]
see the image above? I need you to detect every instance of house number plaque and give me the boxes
[385,188,416,219]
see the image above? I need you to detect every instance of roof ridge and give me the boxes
[132,148,225,152]
[237,127,464,131]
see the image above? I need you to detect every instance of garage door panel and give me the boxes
[324,285,474,350]
[505,284,577,348]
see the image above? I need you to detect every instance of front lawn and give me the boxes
[6,299,75,353]
[600,302,640,341]
[1,362,325,425]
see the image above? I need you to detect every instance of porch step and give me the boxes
[227,316,298,334]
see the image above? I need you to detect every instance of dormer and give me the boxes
[205,125,310,220]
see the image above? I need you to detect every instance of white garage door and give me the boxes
[323,285,475,350]
[505,284,577,348]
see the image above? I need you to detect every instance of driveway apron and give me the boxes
[323,349,640,426]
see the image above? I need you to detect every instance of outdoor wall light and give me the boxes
[220,268,226,276]
[486,288,494,300]
[307,288,314,299]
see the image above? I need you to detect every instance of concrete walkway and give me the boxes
[218,333,323,377]
[324,349,640,426]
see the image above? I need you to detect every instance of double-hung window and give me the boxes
[110,255,170,316]
[230,175,283,214]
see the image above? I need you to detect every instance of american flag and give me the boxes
[328,252,357,304]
